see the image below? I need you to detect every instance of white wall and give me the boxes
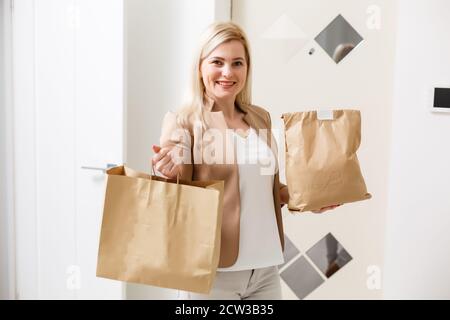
[233,0,397,299]
[383,0,450,299]
[125,0,230,299]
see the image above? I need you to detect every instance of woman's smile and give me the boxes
[215,80,236,89]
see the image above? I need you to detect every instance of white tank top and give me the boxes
[217,128,284,271]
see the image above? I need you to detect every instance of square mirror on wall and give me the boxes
[306,233,352,278]
[315,14,363,63]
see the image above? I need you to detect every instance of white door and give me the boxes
[13,0,125,299]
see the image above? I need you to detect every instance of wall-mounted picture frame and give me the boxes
[429,85,450,113]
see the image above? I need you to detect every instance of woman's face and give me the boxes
[200,40,248,102]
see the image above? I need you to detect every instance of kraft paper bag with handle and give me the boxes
[281,110,371,212]
[96,165,224,294]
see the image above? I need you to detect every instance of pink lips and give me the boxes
[216,81,236,88]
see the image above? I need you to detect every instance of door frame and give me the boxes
[1,0,16,300]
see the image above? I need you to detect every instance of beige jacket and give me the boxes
[160,95,286,268]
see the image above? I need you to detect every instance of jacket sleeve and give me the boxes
[159,111,193,181]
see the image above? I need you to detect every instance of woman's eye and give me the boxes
[210,60,244,67]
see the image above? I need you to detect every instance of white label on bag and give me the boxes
[317,110,334,120]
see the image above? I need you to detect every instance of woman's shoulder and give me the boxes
[163,108,198,130]
[246,103,272,125]
[160,109,197,138]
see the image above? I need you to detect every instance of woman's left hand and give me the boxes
[311,204,342,214]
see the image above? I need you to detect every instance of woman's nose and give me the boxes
[222,65,232,78]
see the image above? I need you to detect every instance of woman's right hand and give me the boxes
[152,145,181,179]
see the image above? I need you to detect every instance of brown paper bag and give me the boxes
[96,165,224,294]
[282,110,371,212]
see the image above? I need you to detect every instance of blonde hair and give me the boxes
[177,21,252,129]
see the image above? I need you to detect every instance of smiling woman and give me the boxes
[151,21,339,301]
[166,21,254,131]
[152,21,286,300]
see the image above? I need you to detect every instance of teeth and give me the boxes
[217,81,234,86]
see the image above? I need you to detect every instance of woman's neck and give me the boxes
[211,97,238,120]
